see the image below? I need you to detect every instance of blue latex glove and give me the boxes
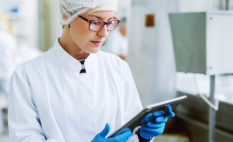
[140,104,175,140]
[91,123,133,142]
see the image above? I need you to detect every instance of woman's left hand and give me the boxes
[139,104,175,140]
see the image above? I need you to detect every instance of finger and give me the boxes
[167,111,175,117]
[142,111,166,125]
[108,129,132,141]
[140,127,165,138]
[154,116,167,123]
[141,123,165,133]
[165,104,172,112]
[165,105,175,117]
[143,111,164,122]
[141,113,153,125]
[143,116,167,127]
[116,128,131,135]
[99,123,110,137]
[152,111,165,117]
[143,113,153,121]
[145,122,166,128]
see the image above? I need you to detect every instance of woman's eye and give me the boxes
[108,21,115,25]
[92,21,102,25]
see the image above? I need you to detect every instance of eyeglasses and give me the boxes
[78,15,120,32]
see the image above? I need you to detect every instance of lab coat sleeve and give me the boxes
[8,69,60,142]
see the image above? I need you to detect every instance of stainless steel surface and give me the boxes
[176,93,233,142]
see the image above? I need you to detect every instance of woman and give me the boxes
[8,0,175,141]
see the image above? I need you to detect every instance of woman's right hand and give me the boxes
[91,123,132,142]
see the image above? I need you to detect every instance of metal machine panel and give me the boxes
[169,11,233,75]
[169,12,207,74]
[206,11,233,74]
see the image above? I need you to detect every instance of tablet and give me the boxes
[108,95,187,137]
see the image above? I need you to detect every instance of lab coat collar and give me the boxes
[52,39,95,74]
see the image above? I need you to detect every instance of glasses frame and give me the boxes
[78,15,120,32]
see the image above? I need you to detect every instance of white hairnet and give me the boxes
[60,0,118,25]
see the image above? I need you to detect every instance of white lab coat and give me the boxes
[8,40,142,142]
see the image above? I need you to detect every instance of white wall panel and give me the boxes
[128,0,178,106]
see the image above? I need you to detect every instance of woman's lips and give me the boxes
[91,41,103,46]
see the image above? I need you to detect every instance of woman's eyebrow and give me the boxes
[88,15,103,19]
[88,15,115,20]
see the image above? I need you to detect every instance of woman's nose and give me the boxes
[97,25,109,38]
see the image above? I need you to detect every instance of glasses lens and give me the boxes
[90,21,104,32]
[107,20,119,31]
[89,20,119,32]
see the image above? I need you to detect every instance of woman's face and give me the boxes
[69,10,116,53]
